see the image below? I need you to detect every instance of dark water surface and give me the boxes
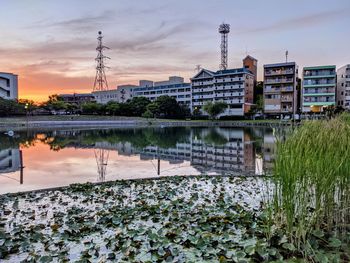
[0,126,276,194]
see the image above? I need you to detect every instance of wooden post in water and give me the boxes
[157,146,160,175]
[19,150,24,184]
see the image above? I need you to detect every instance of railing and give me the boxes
[265,69,294,76]
[265,78,293,84]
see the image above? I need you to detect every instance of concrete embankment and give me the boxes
[0,119,295,131]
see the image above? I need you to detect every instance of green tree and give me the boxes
[128,97,151,116]
[146,102,160,117]
[105,101,120,115]
[81,102,102,115]
[203,101,228,120]
[0,98,25,116]
[147,96,184,119]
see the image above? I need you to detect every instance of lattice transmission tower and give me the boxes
[218,23,230,70]
[94,147,109,182]
[93,31,110,91]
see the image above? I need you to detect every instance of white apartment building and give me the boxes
[133,76,192,107]
[337,64,350,109]
[93,84,137,104]
[191,68,254,117]
[0,72,18,100]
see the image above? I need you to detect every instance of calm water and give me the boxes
[0,126,276,194]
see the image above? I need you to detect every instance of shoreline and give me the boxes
[0,173,268,197]
[0,118,295,131]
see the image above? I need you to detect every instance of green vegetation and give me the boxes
[203,101,228,120]
[269,114,350,260]
[0,98,36,116]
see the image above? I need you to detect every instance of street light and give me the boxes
[24,103,29,128]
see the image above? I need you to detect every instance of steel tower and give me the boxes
[93,31,110,92]
[218,23,230,70]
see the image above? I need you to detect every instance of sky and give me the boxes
[1,0,350,102]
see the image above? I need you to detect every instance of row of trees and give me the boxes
[0,94,229,119]
[81,96,191,119]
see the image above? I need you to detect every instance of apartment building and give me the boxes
[0,72,18,100]
[133,76,191,107]
[336,64,350,109]
[191,68,255,117]
[263,62,298,117]
[302,65,336,112]
[93,84,137,104]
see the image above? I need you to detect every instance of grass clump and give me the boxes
[270,114,350,258]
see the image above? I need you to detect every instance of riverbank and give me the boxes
[0,115,294,131]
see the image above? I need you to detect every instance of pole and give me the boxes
[19,150,24,184]
[157,146,160,175]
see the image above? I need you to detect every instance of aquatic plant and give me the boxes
[271,116,350,257]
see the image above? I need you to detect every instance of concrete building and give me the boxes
[191,68,254,117]
[302,65,336,113]
[243,55,258,83]
[59,93,95,105]
[336,64,350,109]
[263,62,298,117]
[93,84,137,104]
[0,72,18,100]
[133,76,191,107]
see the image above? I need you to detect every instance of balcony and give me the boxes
[265,69,294,76]
[265,78,293,84]
[281,96,293,102]
[281,86,294,92]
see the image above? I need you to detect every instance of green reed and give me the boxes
[271,114,350,249]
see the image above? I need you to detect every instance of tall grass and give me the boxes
[271,114,350,248]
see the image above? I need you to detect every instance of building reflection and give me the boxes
[0,126,276,184]
[0,149,20,174]
[0,148,24,184]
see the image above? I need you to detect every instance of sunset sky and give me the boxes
[1,0,350,102]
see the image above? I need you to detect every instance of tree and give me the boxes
[203,101,228,120]
[105,101,120,115]
[128,97,151,116]
[146,102,160,117]
[0,98,25,116]
[42,94,68,112]
[81,102,102,115]
[153,96,182,118]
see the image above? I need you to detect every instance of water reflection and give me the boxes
[0,126,277,193]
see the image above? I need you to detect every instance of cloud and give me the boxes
[234,8,350,34]
[27,10,116,32]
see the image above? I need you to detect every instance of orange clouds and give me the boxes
[18,71,93,102]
